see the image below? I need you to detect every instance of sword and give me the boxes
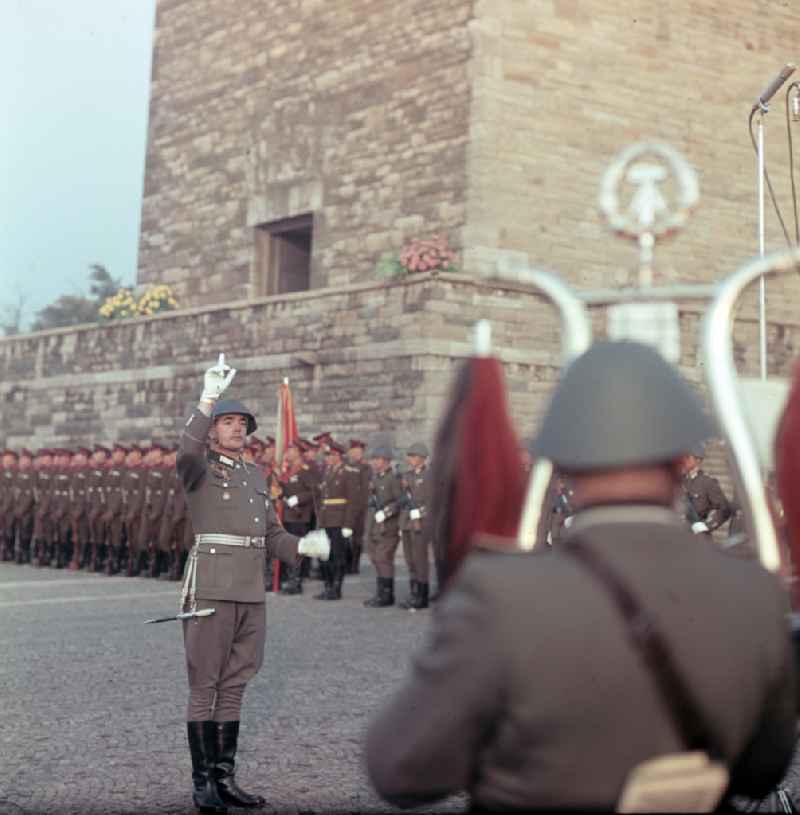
[144,608,216,624]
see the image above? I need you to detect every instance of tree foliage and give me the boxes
[29,264,123,332]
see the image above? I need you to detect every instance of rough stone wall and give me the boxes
[138,0,473,306]
[1,273,794,505]
[464,0,800,341]
[0,275,550,452]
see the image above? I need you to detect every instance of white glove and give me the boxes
[201,353,236,402]
[409,508,421,521]
[374,510,386,524]
[563,515,574,529]
[691,521,709,534]
[298,529,330,561]
[286,495,299,508]
[341,527,353,539]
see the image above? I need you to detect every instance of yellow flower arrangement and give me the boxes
[98,289,138,321]
[98,284,179,321]
[137,284,178,317]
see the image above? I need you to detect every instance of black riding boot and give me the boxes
[397,580,418,610]
[281,563,303,595]
[364,577,394,608]
[187,721,227,814]
[408,581,429,610]
[314,563,334,600]
[215,721,265,808]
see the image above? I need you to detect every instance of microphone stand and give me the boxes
[756,106,767,380]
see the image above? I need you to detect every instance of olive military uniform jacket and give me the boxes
[122,465,146,526]
[682,469,731,532]
[13,468,36,521]
[281,463,316,524]
[69,467,89,525]
[367,504,796,811]
[317,462,359,530]
[178,408,299,603]
[0,468,15,529]
[398,465,430,533]
[369,469,403,532]
[86,466,106,528]
[103,464,125,523]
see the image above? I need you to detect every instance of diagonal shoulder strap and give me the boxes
[563,537,723,760]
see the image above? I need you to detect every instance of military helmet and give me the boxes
[370,446,393,460]
[407,442,430,458]
[210,399,257,435]
[530,340,715,471]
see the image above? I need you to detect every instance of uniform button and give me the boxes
[249,498,254,503]
[210,548,216,554]
[223,482,228,487]
[243,481,247,486]
[254,517,259,522]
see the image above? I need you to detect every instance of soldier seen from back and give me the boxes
[367,340,796,812]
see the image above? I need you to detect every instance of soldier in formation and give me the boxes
[177,356,329,813]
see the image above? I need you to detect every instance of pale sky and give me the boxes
[1,0,157,328]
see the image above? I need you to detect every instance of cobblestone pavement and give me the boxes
[4,562,800,815]
[0,562,466,815]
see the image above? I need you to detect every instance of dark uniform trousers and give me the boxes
[401,529,429,583]
[178,408,300,723]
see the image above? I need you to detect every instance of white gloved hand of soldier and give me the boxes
[374,510,386,524]
[285,495,299,508]
[691,521,709,534]
[201,353,236,402]
[563,515,574,529]
[298,529,330,561]
[409,508,421,521]
[342,527,353,539]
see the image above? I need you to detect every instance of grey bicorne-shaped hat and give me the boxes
[530,340,716,471]
[211,399,258,435]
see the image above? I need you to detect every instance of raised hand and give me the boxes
[201,352,236,402]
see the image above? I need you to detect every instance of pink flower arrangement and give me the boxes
[398,235,458,274]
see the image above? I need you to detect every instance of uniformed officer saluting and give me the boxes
[178,355,330,815]
[367,341,796,812]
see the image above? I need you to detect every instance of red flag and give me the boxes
[275,378,298,474]
[775,361,800,598]
[429,356,527,591]
[272,378,298,590]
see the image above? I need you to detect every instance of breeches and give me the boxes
[183,599,266,722]
[107,517,124,549]
[402,529,430,582]
[370,524,400,578]
[324,526,348,577]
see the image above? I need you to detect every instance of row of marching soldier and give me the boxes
[0,434,435,609]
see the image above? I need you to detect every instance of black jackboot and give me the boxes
[187,721,227,814]
[281,564,303,595]
[364,577,394,608]
[408,581,429,610]
[215,721,265,808]
[397,580,418,610]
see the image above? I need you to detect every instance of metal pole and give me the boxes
[757,113,768,380]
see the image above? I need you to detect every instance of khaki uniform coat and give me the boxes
[178,408,299,603]
[367,504,796,811]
